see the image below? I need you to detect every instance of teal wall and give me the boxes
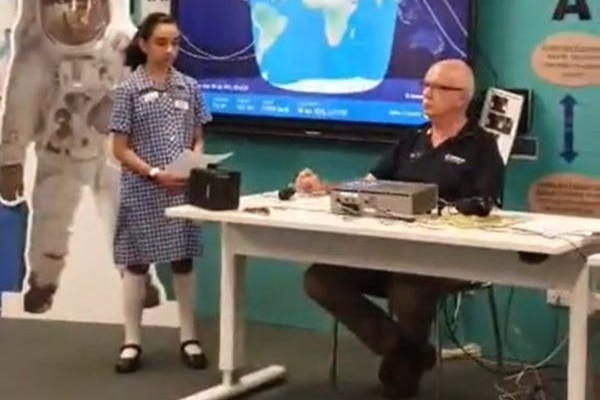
[191,1,600,366]
[467,0,600,366]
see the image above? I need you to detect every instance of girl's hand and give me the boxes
[154,171,186,192]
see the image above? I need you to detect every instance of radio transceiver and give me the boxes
[330,180,438,219]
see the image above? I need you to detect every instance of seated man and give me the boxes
[297,59,504,399]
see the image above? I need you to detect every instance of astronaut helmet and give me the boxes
[40,0,111,46]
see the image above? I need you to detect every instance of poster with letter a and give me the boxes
[0,0,177,327]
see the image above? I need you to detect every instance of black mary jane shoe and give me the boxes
[180,340,208,370]
[115,344,143,374]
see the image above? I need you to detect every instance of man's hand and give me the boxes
[0,164,24,201]
[294,168,327,194]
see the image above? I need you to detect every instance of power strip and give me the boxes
[441,343,482,360]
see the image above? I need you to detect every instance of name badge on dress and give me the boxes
[141,91,159,103]
[174,99,190,111]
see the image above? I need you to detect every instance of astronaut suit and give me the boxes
[0,0,159,313]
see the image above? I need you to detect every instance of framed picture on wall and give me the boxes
[479,87,525,164]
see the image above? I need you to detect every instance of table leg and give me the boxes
[178,224,286,400]
[568,263,590,400]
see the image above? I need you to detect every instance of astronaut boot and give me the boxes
[23,272,57,314]
[143,275,161,309]
[24,275,160,312]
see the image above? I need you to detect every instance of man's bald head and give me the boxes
[421,59,475,119]
[427,59,475,100]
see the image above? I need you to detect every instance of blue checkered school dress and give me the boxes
[108,67,211,266]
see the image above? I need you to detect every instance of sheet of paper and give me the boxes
[165,150,233,177]
[512,216,600,237]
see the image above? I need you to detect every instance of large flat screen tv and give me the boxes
[172,0,475,142]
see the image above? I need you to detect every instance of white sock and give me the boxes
[120,270,145,359]
[173,272,202,355]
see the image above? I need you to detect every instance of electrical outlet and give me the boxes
[510,136,538,160]
[546,289,600,310]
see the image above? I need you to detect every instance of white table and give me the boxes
[167,193,600,400]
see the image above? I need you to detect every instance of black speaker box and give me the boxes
[187,167,241,211]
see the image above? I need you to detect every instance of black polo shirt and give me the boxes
[369,122,505,204]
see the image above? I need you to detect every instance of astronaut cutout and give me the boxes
[0,0,160,314]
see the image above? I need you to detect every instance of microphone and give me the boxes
[278,186,296,201]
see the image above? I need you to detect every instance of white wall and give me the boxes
[132,0,172,24]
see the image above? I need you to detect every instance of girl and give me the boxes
[109,12,211,374]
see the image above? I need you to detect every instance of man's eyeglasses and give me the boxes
[421,81,464,92]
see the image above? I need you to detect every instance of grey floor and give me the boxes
[0,317,578,400]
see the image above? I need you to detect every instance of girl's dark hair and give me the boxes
[124,12,177,70]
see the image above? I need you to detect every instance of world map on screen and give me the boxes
[175,0,471,125]
[251,0,418,94]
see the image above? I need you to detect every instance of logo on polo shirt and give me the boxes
[444,153,466,165]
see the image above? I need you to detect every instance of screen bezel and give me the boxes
[170,0,477,144]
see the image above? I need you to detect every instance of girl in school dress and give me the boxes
[109,12,211,374]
